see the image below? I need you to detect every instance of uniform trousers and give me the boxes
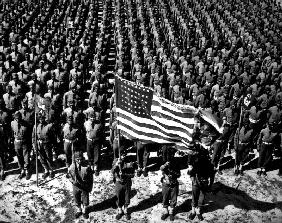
[14,140,30,170]
[86,139,102,168]
[0,150,5,171]
[211,140,226,168]
[115,180,132,208]
[191,177,206,207]
[235,143,250,166]
[73,185,89,207]
[136,142,149,169]
[258,143,273,170]
[38,142,53,171]
[64,141,75,167]
[162,183,179,208]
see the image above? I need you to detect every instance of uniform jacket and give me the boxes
[69,161,93,192]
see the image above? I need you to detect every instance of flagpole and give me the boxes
[234,104,243,169]
[114,78,121,159]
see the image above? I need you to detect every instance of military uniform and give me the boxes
[84,110,104,175]
[69,151,93,219]
[257,121,279,176]
[234,123,254,175]
[160,159,181,221]
[0,125,8,180]
[112,157,137,220]
[136,141,150,177]
[63,115,83,168]
[3,86,18,115]
[63,84,78,110]
[110,120,125,159]
[187,144,214,221]
[32,114,56,179]
[11,111,32,179]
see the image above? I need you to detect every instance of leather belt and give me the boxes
[64,139,77,143]
[38,139,50,143]
[87,137,99,141]
[262,141,272,145]
[15,139,25,142]
[226,122,236,126]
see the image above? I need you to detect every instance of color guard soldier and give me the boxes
[187,142,215,221]
[69,151,93,219]
[112,153,137,220]
[32,112,56,179]
[160,148,181,222]
[11,111,32,180]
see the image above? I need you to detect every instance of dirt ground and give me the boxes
[0,152,282,223]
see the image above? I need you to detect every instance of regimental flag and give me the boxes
[115,76,199,150]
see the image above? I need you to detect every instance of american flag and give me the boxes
[115,76,199,149]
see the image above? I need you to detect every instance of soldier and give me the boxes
[160,148,181,221]
[109,119,125,159]
[136,141,150,177]
[19,97,34,157]
[3,84,18,115]
[63,82,78,110]
[68,151,93,219]
[161,145,176,164]
[11,111,32,180]
[84,109,104,176]
[257,119,280,176]
[42,97,55,124]
[187,142,215,221]
[233,120,254,175]
[62,99,78,124]
[63,114,83,175]
[111,153,137,220]
[222,100,240,154]
[32,112,56,179]
[0,120,8,180]
[88,84,107,123]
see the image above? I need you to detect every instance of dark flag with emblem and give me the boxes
[115,76,221,151]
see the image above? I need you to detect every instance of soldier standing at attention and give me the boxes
[160,147,181,222]
[63,114,82,176]
[11,111,32,180]
[32,112,56,179]
[136,141,150,177]
[0,121,8,180]
[112,153,137,220]
[187,142,215,221]
[257,119,279,176]
[233,120,254,175]
[68,151,93,219]
[84,110,104,176]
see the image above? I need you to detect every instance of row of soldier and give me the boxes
[111,0,282,176]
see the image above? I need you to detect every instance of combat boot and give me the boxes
[189,207,196,220]
[161,208,169,220]
[196,207,204,221]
